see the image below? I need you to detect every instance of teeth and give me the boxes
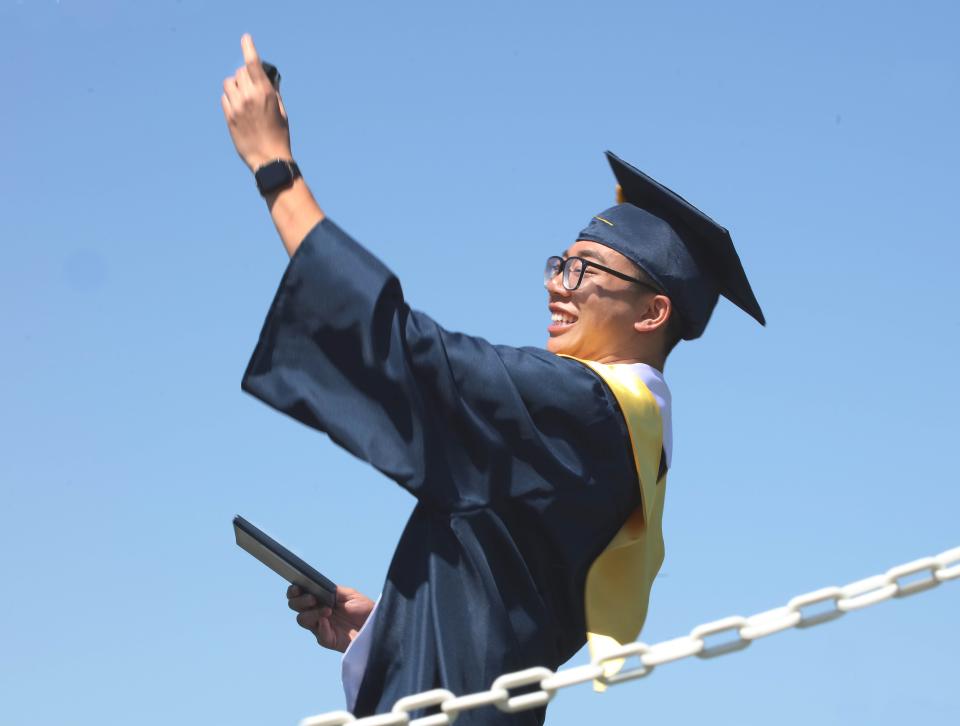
[551,313,576,325]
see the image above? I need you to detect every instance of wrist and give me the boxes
[247,149,293,173]
[264,176,325,257]
[255,158,301,197]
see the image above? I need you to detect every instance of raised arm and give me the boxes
[222,35,638,518]
[221,33,323,256]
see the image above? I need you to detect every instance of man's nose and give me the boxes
[545,271,570,296]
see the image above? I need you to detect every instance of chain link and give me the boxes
[691,616,752,658]
[739,606,800,639]
[640,633,703,666]
[888,557,942,597]
[935,546,960,581]
[492,667,555,713]
[392,689,457,726]
[299,544,959,726]
[301,711,357,726]
[788,586,846,628]
[541,663,605,691]
[440,688,508,718]
[837,574,898,611]
[597,642,655,685]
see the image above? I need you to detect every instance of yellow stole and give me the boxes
[567,359,667,690]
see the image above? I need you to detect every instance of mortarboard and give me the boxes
[577,151,765,340]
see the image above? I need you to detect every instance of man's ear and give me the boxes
[633,294,672,335]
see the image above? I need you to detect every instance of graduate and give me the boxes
[221,35,764,724]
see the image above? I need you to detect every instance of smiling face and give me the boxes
[546,240,670,364]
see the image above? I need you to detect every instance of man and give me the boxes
[222,34,763,724]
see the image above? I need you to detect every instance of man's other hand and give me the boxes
[221,33,292,172]
[287,584,375,653]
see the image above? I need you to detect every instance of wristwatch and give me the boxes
[254,159,301,196]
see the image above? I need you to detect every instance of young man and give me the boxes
[222,35,763,724]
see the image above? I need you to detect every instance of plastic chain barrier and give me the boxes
[300,545,960,726]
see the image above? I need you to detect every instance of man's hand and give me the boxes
[221,34,292,171]
[287,584,375,653]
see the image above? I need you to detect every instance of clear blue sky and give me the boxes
[2,1,958,724]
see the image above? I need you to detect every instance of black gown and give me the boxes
[242,218,641,724]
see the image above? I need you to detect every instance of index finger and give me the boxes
[241,33,260,65]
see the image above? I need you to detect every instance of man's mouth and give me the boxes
[548,310,578,333]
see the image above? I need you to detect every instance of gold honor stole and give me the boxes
[569,359,667,690]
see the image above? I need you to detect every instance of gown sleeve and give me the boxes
[242,217,633,513]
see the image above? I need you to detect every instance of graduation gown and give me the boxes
[242,218,642,724]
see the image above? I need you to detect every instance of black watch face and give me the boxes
[257,162,292,193]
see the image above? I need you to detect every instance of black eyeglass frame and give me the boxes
[544,255,665,293]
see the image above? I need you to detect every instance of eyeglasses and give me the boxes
[544,255,664,293]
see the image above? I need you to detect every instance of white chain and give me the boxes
[299,545,960,726]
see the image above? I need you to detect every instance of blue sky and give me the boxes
[1,1,958,724]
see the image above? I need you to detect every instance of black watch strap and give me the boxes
[254,159,301,196]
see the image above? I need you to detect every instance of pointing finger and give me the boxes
[241,34,269,86]
[241,33,259,65]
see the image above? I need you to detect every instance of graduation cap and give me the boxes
[577,151,765,340]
